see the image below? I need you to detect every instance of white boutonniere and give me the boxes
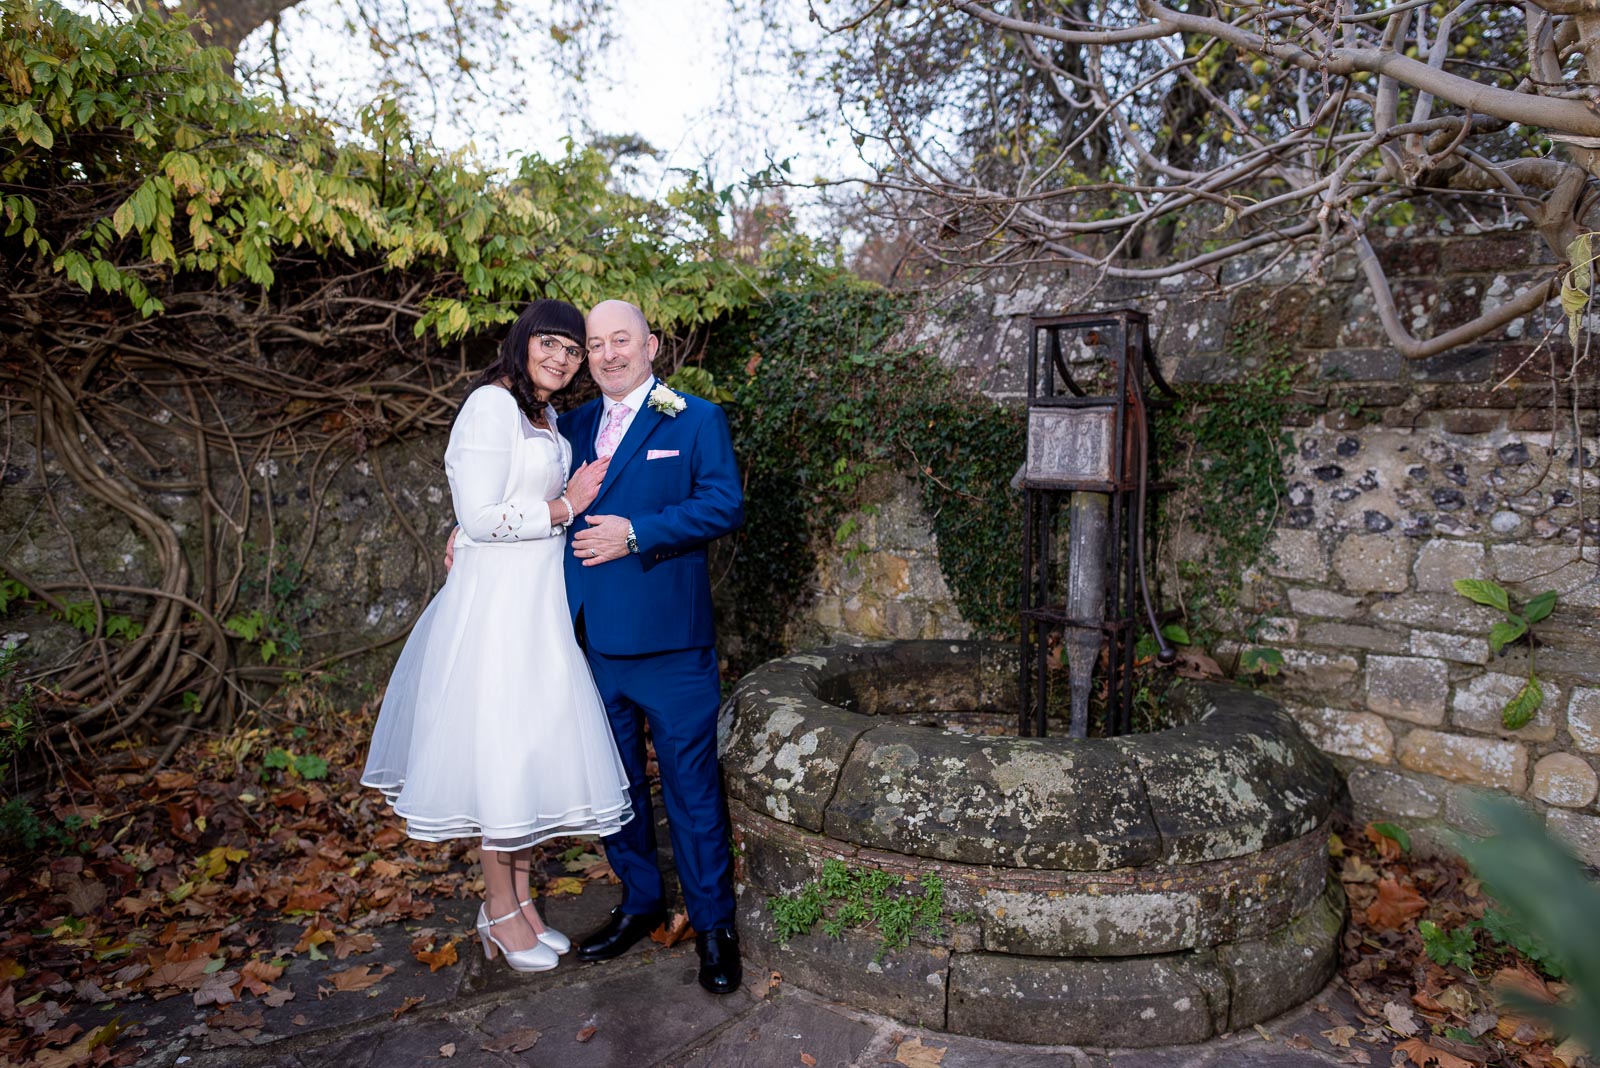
[647,382,687,417]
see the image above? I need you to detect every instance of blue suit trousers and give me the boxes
[586,643,735,932]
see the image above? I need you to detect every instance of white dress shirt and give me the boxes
[596,377,656,452]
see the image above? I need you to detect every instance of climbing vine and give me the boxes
[0,0,807,766]
[703,284,1024,670]
[1154,319,1304,636]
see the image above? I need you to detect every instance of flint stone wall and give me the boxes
[797,225,1600,862]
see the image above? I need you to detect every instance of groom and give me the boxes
[563,299,744,995]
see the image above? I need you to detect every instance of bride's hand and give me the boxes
[565,456,611,513]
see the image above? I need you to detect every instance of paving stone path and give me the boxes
[118,873,1398,1068]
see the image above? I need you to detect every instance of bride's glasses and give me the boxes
[536,334,584,362]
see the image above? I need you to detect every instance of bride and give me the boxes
[363,299,631,973]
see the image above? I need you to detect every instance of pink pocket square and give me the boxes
[647,449,680,460]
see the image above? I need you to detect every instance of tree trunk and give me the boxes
[173,0,301,62]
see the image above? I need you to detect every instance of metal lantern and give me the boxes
[1019,310,1177,738]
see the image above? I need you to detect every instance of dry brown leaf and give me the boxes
[30,1032,99,1068]
[327,964,395,992]
[544,877,584,896]
[146,956,209,990]
[438,1042,456,1058]
[293,925,336,955]
[1365,822,1405,862]
[1340,856,1379,884]
[414,940,459,972]
[192,970,240,1007]
[1396,1037,1474,1068]
[649,912,696,948]
[1322,1025,1357,1047]
[1384,1001,1420,1037]
[1550,1037,1588,1068]
[1366,878,1427,930]
[1491,967,1558,1005]
[391,995,425,1021]
[236,959,285,996]
[482,1027,541,1053]
[575,1025,597,1043]
[333,933,378,960]
[802,1054,818,1066]
[262,985,295,1008]
[895,1036,947,1067]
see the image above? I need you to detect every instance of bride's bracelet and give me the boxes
[559,492,575,528]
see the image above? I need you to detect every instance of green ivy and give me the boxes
[704,284,1024,668]
[1155,318,1303,634]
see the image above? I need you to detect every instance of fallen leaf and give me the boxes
[414,940,459,972]
[263,985,296,1008]
[1396,1037,1474,1068]
[1366,878,1427,930]
[236,959,285,996]
[146,956,209,991]
[1384,1001,1420,1037]
[392,995,426,1020]
[895,1036,947,1067]
[1323,1025,1357,1047]
[333,933,377,960]
[192,970,240,1007]
[292,1014,309,1027]
[543,877,584,896]
[30,1032,99,1068]
[1550,1037,1588,1068]
[1491,967,1558,1005]
[575,1025,596,1043]
[802,1054,818,1066]
[209,1006,264,1029]
[482,1027,541,1053]
[439,1042,456,1058]
[1365,822,1405,861]
[649,912,695,948]
[327,964,395,992]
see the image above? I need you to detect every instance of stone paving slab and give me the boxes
[122,809,1397,1068]
[666,996,877,1068]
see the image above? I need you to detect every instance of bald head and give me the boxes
[586,299,660,400]
[589,299,650,337]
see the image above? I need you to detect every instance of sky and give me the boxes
[231,0,865,216]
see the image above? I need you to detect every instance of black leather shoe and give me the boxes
[696,928,742,995]
[575,906,666,962]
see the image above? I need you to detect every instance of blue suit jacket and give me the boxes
[561,380,744,656]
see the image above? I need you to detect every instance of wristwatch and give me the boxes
[626,523,639,555]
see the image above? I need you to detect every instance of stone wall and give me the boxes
[0,407,459,702]
[798,224,1600,862]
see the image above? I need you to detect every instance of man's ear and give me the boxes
[645,332,661,361]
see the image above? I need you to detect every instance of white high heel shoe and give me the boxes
[477,904,560,973]
[518,898,571,955]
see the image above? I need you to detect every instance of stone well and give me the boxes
[718,641,1345,1047]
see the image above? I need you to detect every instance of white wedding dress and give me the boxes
[362,385,632,850]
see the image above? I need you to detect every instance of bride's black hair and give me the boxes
[467,298,587,424]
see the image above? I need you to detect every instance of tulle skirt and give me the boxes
[362,537,632,851]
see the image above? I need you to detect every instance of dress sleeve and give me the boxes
[445,388,553,543]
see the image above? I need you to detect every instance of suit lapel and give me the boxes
[563,401,600,467]
[592,379,665,508]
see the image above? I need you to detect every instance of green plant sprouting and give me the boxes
[765,858,959,961]
[1452,579,1557,729]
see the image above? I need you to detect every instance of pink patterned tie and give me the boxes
[596,404,630,459]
